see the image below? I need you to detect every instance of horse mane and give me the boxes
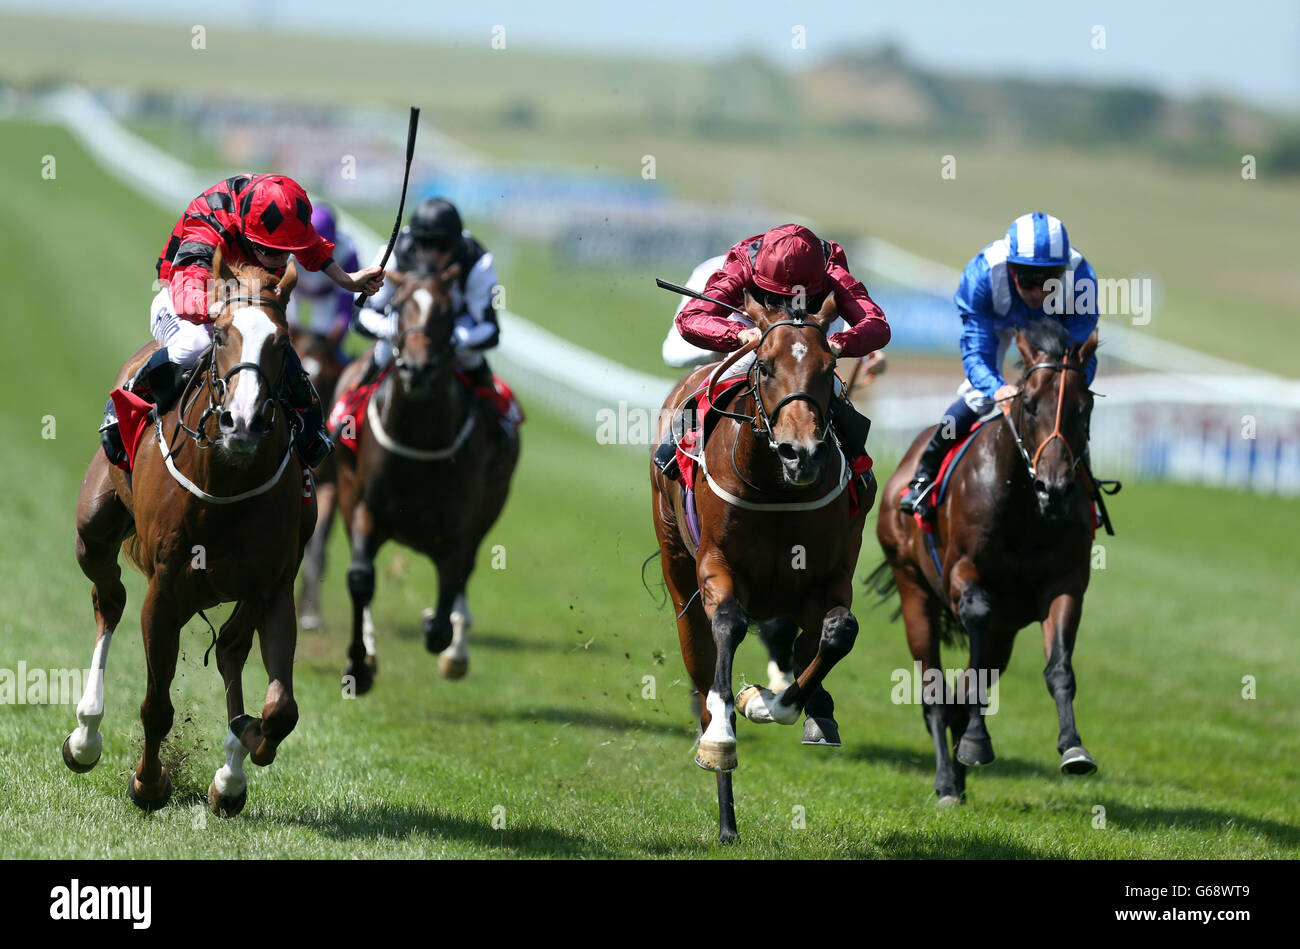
[1021,318,1071,360]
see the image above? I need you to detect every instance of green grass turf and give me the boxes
[1,119,1297,858]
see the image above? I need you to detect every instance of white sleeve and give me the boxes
[364,242,396,313]
[462,252,497,322]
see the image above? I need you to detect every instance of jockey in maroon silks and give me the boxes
[99,173,384,469]
[653,223,890,475]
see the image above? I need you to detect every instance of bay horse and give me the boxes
[650,291,875,843]
[292,327,345,630]
[874,320,1101,804]
[334,267,519,693]
[66,249,314,816]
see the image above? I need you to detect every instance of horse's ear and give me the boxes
[1014,330,1037,370]
[811,289,837,329]
[742,287,772,331]
[439,262,462,284]
[1077,330,1099,366]
[277,258,298,300]
[208,246,231,310]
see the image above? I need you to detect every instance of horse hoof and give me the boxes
[343,660,374,695]
[718,828,739,845]
[127,770,172,811]
[62,735,100,773]
[937,794,964,807]
[694,740,737,772]
[208,781,248,818]
[955,736,995,767]
[801,716,841,746]
[1060,746,1098,775]
[438,654,469,680]
[299,611,322,632]
[423,609,452,653]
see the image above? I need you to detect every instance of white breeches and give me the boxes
[149,287,212,368]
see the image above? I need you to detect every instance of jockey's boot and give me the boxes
[282,346,334,468]
[900,397,983,514]
[830,397,872,458]
[652,427,680,479]
[99,348,186,465]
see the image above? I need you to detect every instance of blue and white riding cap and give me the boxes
[1005,212,1070,267]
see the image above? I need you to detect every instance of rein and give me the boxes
[1001,360,1087,482]
[689,317,847,512]
[157,292,296,505]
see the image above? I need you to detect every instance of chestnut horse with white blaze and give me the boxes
[650,291,875,843]
[874,321,1102,804]
[66,249,314,816]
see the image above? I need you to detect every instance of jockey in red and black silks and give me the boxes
[100,174,384,469]
[653,223,891,478]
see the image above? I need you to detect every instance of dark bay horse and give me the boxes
[650,291,875,843]
[334,268,519,693]
[67,250,314,816]
[874,320,1101,804]
[292,327,345,630]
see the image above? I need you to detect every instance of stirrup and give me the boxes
[898,478,936,514]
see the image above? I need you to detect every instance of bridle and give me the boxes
[170,292,291,450]
[706,317,835,451]
[155,292,296,505]
[1001,359,1088,483]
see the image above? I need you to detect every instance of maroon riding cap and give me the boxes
[751,224,829,296]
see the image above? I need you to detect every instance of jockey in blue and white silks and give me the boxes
[898,212,1100,513]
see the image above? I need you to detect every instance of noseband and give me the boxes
[707,318,834,451]
[1002,360,1087,482]
[176,293,290,449]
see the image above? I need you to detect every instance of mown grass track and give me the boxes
[0,120,1296,858]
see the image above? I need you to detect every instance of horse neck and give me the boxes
[984,410,1041,518]
[381,366,467,446]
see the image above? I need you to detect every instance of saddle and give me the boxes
[667,376,749,487]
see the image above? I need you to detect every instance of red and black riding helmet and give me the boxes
[238,174,317,252]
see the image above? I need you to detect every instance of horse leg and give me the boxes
[755,616,796,691]
[950,562,997,768]
[65,461,132,772]
[436,590,472,680]
[736,581,858,728]
[343,501,384,694]
[247,585,299,768]
[424,551,470,660]
[298,479,335,631]
[1043,590,1096,774]
[209,602,258,817]
[129,583,181,810]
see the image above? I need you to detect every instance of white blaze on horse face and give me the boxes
[792,341,808,362]
[68,630,112,765]
[411,288,433,326]
[227,308,277,427]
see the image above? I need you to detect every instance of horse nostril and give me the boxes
[1034,478,1048,495]
[249,415,267,436]
[777,444,799,464]
[219,411,236,432]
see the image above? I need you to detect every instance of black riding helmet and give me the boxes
[410,197,462,247]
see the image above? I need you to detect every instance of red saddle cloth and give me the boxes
[107,388,155,472]
[327,367,524,455]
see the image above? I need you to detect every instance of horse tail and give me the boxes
[863,558,966,646]
[121,531,147,575]
[640,549,667,609]
[863,559,901,622]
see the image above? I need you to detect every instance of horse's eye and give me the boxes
[1023,399,1037,414]
[757,361,771,378]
